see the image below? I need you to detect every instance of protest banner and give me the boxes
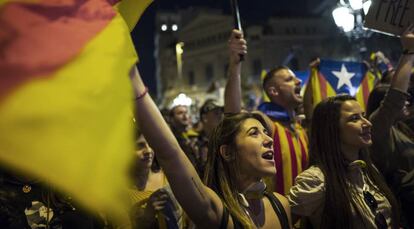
[365,0,414,35]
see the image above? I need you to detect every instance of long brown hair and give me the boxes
[203,112,270,228]
[309,94,399,229]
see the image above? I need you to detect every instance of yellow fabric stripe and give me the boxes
[365,71,376,110]
[0,12,137,222]
[291,131,303,187]
[0,0,38,6]
[129,190,152,205]
[311,67,337,107]
[356,71,376,111]
[310,68,322,107]
[265,122,308,195]
[326,80,337,97]
[274,122,293,194]
[367,72,375,92]
[297,123,309,162]
[115,0,153,32]
[261,69,270,102]
[356,87,366,110]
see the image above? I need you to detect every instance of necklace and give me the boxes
[237,180,267,226]
[243,180,267,201]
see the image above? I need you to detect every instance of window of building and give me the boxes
[188,71,195,86]
[205,64,213,81]
[285,28,291,34]
[252,59,262,76]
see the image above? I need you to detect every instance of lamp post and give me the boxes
[332,0,373,60]
[332,0,372,39]
[175,42,184,79]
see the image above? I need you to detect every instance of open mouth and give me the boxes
[294,87,302,97]
[142,154,153,161]
[360,130,371,141]
[262,151,274,160]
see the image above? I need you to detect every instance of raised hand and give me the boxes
[228,29,247,65]
[224,29,246,114]
[401,24,414,53]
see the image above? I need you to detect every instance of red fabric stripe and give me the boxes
[318,72,327,99]
[299,137,307,170]
[107,0,121,5]
[0,0,116,100]
[273,124,284,194]
[362,76,370,108]
[285,130,298,188]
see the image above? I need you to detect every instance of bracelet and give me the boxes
[134,87,148,100]
[403,49,414,55]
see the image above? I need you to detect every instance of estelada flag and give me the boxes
[0,0,152,222]
[307,59,377,110]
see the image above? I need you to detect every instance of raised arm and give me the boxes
[130,67,223,226]
[370,27,414,132]
[391,25,414,92]
[369,26,414,174]
[224,29,246,114]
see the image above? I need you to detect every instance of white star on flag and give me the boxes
[332,64,355,90]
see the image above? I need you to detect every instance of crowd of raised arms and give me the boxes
[2,9,414,229]
[126,26,414,229]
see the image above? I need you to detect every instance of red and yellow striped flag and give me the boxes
[267,122,308,195]
[0,0,152,222]
[355,71,377,111]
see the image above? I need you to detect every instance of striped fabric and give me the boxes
[266,121,309,195]
[129,189,153,206]
[309,59,378,110]
[355,70,377,110]
[129,187,182,229]
[261,69,271,102]
[0,0,153,222]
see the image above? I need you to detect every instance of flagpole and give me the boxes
[230,0,244,61]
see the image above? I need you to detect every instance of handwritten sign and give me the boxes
[364,0,414,36]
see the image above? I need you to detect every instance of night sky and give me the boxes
[132,0,324,95]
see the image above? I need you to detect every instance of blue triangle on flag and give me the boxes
[319,59,368,96]
[294,70,311,87]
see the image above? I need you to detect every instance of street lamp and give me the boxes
[172,24,178,31]
[332,6,355,32]
[349,0,363,10]
[175,42,184,79]
[332,0,372,39]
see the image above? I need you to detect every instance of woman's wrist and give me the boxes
[134,87,148,100]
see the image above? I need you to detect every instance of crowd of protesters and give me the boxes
[1,18,414,229]
[135,26,414,229]
[127,25,414,229]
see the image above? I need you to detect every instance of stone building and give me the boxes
[155,8,399,109]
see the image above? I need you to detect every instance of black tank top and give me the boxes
[219,192,290,229]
